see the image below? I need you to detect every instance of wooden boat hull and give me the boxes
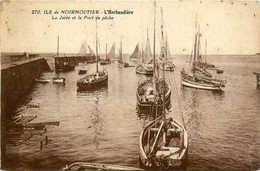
[100,59,111,65]
[136,81,171,113]
[78,70,87,74]
[136,65,153,76]
[77,70,108,90]
[181,78,222,90]
[139,117,188,169]
[63,162,143,170]
[35,79,51,83]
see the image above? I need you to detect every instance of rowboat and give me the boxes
[35,79,51,83]
[52,77,65,84]
[78,69,87,75]
[139,117,188,169]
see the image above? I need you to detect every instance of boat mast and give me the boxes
[161,7,165,118]
[96,20,98,73]
[153,1,156,78]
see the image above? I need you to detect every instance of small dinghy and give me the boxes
[140,117,188,169]
[63,162,143,170]
[35,79,52,83]
[78,69,87,75]
[52,77,65,84]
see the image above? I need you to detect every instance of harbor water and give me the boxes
[4,55,260,170]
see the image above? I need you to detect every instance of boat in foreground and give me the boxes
[77,69,108,90]
[140,117,188,169]
[63,162,143,170]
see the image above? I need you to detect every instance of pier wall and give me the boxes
[1,58,51,118]
[55,55,100,64]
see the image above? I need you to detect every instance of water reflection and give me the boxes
[90,96,103,149]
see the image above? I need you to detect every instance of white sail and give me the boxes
[107,42,116,59]
[129,43,140,59]
[78,40,87,55]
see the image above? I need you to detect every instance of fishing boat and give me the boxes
[180,21,226,91]
[78,69,87,75]
[55,36,76,72]
[63,162,143,170]
[136,29,154,75]
[52,77,65,84]
[77,20,108,90]
[140,8,188,169]
[35,78,52,83]
[117,40,133,67]
[140,7,188,169]
[136,5,171,114]
[100,41,112,65]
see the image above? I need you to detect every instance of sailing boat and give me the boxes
[100,41,112,65]
[202,39,224,74]
[55,36,76,72]
[136,4,171,114]
[139,7,188,170]
[140,7,188,169]
[77,21,108,90]
[86,45,97,63]
[136,29,154,75]
[180,22,226,91]
[118,40,134,67]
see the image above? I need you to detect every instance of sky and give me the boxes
[0,0,260,55]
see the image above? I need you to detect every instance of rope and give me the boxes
[171,72,187,129]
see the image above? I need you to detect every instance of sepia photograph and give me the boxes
[1,0,260,170]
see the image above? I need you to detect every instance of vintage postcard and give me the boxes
[1,0,259,170]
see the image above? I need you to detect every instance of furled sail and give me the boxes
[107,42,116,59]
[129,43,140,59]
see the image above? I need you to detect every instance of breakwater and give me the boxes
[1,58,51,118]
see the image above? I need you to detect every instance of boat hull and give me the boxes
[136,80,171,114]
[136,65,153,76]
[181,78,222,91]
[139,118,188,170]
[77,70,108,90]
